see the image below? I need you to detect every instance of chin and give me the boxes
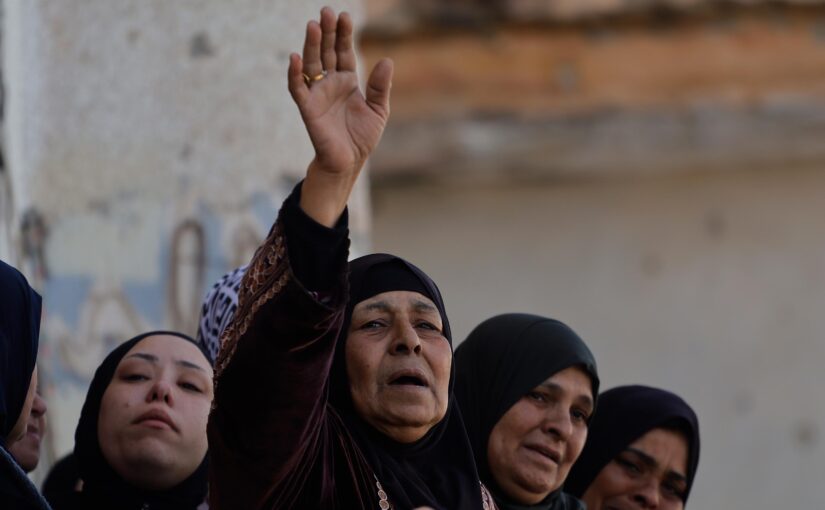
[126,439,180,467]
[388,402,444,426]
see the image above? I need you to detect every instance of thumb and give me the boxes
[365,58,393,118]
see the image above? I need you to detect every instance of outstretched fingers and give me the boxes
[320,7,338,72]
[302,19,323,80]
[365,58,393,118]
[287,53,308,106]
[335,11,356,72]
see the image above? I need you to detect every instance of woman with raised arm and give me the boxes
[207,7,488,510]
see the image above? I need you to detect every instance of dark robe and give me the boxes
[454,313,600,510]
[0,259,51,510]
[564,385,701,505]
[207,184,484,510]
[61,331,211,510]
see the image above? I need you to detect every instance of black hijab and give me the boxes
[0,260,50,510]
[454,313,600,510]
[0,260,41,445]
[329,253,483,510]
[564,385,701,504]
[72,331,212,510]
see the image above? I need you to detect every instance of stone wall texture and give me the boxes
[1,0,367,477]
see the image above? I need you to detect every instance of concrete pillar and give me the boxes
[2,0,367,474]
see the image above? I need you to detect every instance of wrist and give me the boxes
[300,160,359,227]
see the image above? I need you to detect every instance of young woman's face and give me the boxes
[346,290,452,444]
[487,366,594,505]
[98,335,213,490]
[582,427,689,510]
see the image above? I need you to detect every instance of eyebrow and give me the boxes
[125,352,208,372]
[624,447,688,483]
[360,299,439,315]
[362,301,391,313]
[411,299,438,314]
[537,381,594,410]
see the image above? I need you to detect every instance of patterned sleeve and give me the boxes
[207,197,350,509]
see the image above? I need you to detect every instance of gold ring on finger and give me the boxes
[302,70,327,86]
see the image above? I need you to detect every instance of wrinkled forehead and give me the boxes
[352,290,441,318]
[121,334,212,373]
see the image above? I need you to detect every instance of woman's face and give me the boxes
[8,389,47,472]
[8,366,38,443]
[98,335,213,490]
[582,427,689,510]
[346,290,452,443]
[487,366,594,505]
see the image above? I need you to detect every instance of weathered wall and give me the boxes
[1,0,368,475]
[372,169,825,510]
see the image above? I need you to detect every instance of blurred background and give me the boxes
[3,0,825,508]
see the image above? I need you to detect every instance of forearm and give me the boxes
[208,186,349,495]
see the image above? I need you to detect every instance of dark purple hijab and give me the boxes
[564,385,701,504]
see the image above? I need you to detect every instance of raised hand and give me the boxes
[289,7,393,227]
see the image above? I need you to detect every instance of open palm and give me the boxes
[288,9,392,179]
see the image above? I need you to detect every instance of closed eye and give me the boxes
[179,381,204,393]
[122,373,149,382]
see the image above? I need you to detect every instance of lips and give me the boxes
[524,443,561,465]
[134,408,178,432]
[387,368,429,388]
[25,424,41,441]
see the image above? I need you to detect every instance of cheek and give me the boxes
[429,341,453,392]
[345,339,381,400]
[566,428,588,462]
[590,464,631,501]
[489,408,527,457]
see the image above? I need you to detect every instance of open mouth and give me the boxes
[388,371,429,387]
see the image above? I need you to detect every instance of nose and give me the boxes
[389,321,422,355]
[146,379,174,405]
[541,406,574,441]
[30,392,47,417]
[632,477,661,509]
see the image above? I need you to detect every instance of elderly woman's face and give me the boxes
[98,335,213,490]
[487,366,594,505]
[346,290,452,443]
[582,427,689,510]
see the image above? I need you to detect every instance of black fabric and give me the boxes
[454,313,599,510]
[0,260,41,444]
[1,434,52,509]
[564,385,701,504]
[42,453,80,509]
[70,331,211,510]
[328,253,483,510]
[0,260,49,509]
[282,181,349,292]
